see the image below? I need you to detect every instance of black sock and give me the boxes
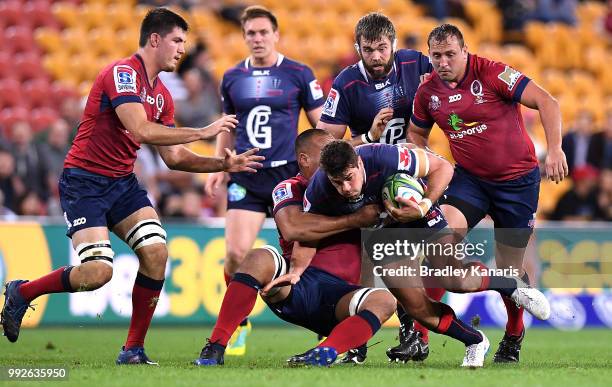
[433,303,483,346]
[489,276,518,298]
[396,304,414,328]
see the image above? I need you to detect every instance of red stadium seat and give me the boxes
[0,1,24,28]
[24,0,58,30]
[23,78,53,109]
[0,107,29,136]
[14,53,44,82]
[0,78,24,109]
[0,51,10,79]
[4,25,36,54]
[29,107,59,133]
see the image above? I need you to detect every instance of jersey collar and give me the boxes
[134,54,157,89]
[244,53,285,69]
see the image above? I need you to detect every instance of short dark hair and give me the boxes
[355,12,396,46]
[240,5,278,32]
[320,140,359,178]
[294,128,331,157]
[139,8,189,48]
[427,23,464,48]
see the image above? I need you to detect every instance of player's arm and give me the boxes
[407,121,433,148]
[261,242,316,295]
[306,106,323,127]
[274,204,380,243]
[157,144,263,173]
[519,80,568,183]
[385,148,453,222]
[115,103,238,145]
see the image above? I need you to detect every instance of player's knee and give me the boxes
[141,244,168,271]
[352,288,396,323]
[76,262,113,290]
[75,240,115,290]
[368,291,397,322]
[239,247,281,285]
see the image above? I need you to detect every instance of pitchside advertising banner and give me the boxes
[0,222,610,330]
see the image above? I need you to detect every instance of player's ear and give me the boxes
[150,33,159,48]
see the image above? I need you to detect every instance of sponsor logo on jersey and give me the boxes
[447,112,487,139]
[470,80,485,104]
[497,66,522,90]
[228,183,247,202]
[252,70,270,76]
[448,94,462,103]
[428,95,441,111]
[374,79,391,90]
[322,88,340,117]
[272,183,293,206]
[309,79,324,100]
[113,65,137,93]
[397,147,412,171]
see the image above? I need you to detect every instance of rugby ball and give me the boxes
[381,173,424,208]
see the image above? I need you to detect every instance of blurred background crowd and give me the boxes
[0,0,610,222]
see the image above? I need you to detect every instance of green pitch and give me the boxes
[0,327,610,387]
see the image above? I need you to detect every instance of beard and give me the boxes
[363,53,394,79]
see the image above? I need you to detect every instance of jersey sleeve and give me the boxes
[483,59,530,103]
[220,73,235,115]
[380,145,429,178]
[299,66,325,111]
[418,51,433,75]
[272,179,304,216]
[101,64,142,108]
[159,90,175,127]
[410,85,435,129]
[319,78,352,126]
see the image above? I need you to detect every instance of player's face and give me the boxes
[328,158,365,201]
[243,17,279,61]
[358,36,394,80]
[298,134,334,179]
[428,35,468,82]
[156,27,186,72]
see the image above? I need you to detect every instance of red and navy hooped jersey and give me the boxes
[221,55,324,168]
[304,144,427,216]
[411,54,537,181]
[271,173,362,285]
[320,49,431,144]
[64,54,174,177]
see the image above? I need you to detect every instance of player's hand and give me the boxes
[199,115,238,140]
[545,148,568,184]
[260,273,301,296]
[222,148,265,173]
[384,197,424,223]
[419,73,431,85]
[368,107,394,141]
[205,171,229,197]
[354,204,383,227]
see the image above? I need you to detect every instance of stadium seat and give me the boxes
[35,28,62,54]
[107,3,137,31]
[0,107,29,133]
[14,52,44,82]
[80,3,108,30]
[0,78,23,109]
[4,25,36,54]
[569,71,596,97]
[29,107,59,133]
[88,28,118,57]
[0,0,24,28]
[23,78,52,109]
[51,2,79,29]
[62,28,90,56]
[24,0,58,30]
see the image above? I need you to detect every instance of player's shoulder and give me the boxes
[277,174,308,190]
[222,59,250,79]
[278,55,313,72]
[472,53,505,74]
[334,63,362,84]
[395,48,426,62]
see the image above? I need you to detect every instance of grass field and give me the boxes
[0,326,610,387]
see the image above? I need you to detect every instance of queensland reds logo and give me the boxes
[156,94,164,112]
[470,80,485,104]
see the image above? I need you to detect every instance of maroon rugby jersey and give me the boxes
[64,54,175,177]
[272,174,362,285]
[411,54,537,181]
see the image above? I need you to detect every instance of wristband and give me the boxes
[361,132,372,144]
[417,198,432,217]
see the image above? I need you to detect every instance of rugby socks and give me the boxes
[209,273,260,347]
[413,284,446,343]
[319,310,381,354]
[502,272,530,337]
[18,266,75,302]
[125,272,164,349]
[433,303,483,346]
